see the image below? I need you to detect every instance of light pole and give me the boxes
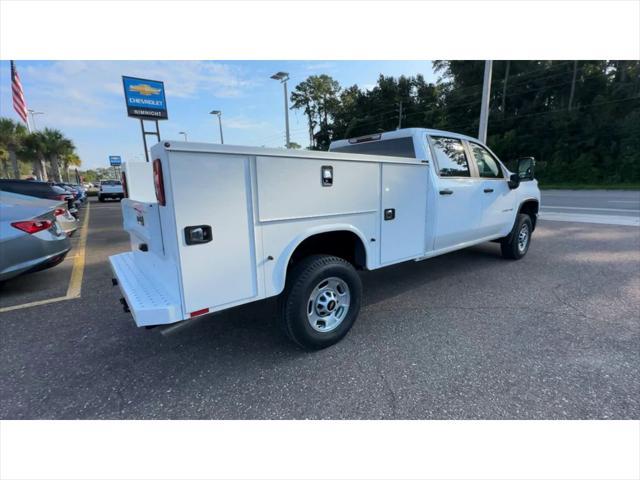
[28,109,44,131]
[210,110,224,144]
[179,131,188,141]
[270,71,290,148]
[478,60,493,144]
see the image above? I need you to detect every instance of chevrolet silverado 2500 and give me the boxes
[109,128,540,349]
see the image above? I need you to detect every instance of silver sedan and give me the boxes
[0,191,71,282]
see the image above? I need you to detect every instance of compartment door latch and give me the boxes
[184,225,213,245]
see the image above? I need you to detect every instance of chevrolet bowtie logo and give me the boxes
[129,83,161,96]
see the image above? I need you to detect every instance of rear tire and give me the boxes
[279,255,362,350]
[98,195,105,202]
[501,213,532,260]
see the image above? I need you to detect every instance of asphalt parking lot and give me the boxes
[1,193,639,419]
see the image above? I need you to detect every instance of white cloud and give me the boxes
[305,62,336,71]
[223,116,269,130]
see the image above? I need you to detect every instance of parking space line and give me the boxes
[0,202,91,314]
[0,295,71,313]
[66,202,90,298]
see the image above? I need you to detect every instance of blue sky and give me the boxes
[0,61,436,170]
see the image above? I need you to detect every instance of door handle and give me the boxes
[484,188,494,193]
[439,189,453,195]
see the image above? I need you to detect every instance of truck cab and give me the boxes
[330,128,540,256]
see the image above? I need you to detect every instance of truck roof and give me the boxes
[328,127,482,151]
[155,141,426,165]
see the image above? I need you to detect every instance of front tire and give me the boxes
[280,255,362,350]
[501,213,532,260]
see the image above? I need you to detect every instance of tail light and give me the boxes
[121,172,129,198]
[12,219,53,234]
[153,159,166,206]
[54,208,66,216]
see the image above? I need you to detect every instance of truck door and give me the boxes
[466,141,514,237]
[428,136,483,250]
[380,163,428,265]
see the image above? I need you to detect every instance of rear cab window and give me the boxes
[101,180,122,186]
[429,136,471,177]
[330,136,416,158]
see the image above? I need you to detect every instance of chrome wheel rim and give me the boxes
[307,277,351,333]
[517,223,529,253]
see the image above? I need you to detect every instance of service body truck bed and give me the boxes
[110,128,540,349]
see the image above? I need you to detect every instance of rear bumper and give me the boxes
[109,252,183,327]
[0,247,70,282]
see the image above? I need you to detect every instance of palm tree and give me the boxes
[0,146,10,178]
[39,128,74,182]
[0,118,28,179]
[21,132,48,181]
[60,152,81,182]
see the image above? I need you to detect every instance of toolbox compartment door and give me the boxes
[121,199,165,256]
[380,163,428,264]
[168,152,258,314]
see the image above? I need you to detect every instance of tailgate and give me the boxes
[121,198,165,255]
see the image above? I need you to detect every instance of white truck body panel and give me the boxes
[110,128,540,328]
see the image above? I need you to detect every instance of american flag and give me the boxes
[11,61,29,125]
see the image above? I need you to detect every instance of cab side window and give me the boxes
[469,143,503,179]
[431,136,470,177]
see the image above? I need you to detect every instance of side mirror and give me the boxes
[517,157,535,181]
[508,173,520,189]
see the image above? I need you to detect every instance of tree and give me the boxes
[39,128,75,182]
[290,79,318,148]
[0,118,28,179]
[21,131,48,180]
[60,152,81,181]
[290,74,341,149]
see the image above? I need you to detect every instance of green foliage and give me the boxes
[0,120,80,181]
[290,61,640,186]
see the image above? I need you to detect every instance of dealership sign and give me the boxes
[122,76,168,120]
[109,155,122,166]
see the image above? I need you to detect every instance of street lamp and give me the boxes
[28,109,44,131]
[209,110,224,144]
[270,71,290,148]
[179,131,188,141]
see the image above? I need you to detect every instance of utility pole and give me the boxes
[397,101,403,129]
[568,60,578,111]
[478,60,493,144]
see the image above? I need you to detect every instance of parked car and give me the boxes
[0,180,76,213]
[0,191,71,282]
[98,180,124,201]
[54,205,79,236]
[61,183,87,203]
[110,128,540,350]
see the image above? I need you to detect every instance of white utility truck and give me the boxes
[98,180,125,202]
[109,128,540,349]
